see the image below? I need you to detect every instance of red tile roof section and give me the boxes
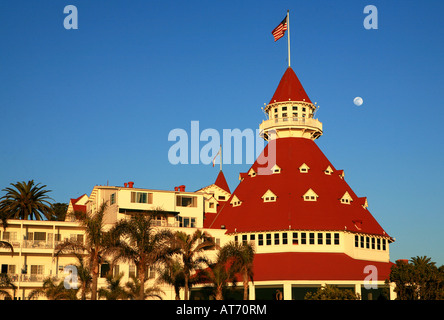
[269,67,312,104]
[214,170,230,193]
[70,195,87,213]
[207,138,390,238]
[253,252,393,281]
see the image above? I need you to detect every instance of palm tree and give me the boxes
[28,276,78,300]
[220,241,255,300]
[112,212,174,300]
[0,274,17,300]
[202,249,238,300]
[55,202,120,300]
[125,275,164,300]
[171,230,215,300]
[0,180,53,220]
[72,253,92,300]
[98,272,128,300]
[156,257,186,300]
[0,240,13,253]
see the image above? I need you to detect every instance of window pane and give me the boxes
[266,234,271,245]
[274,233,279,245]
[317,233,323,245]
[282,233,288,245]
[292,232,298,245]
[326,233,331,245]
[301,233,306,245]
[309,233,315,245]
[334,233,340,245]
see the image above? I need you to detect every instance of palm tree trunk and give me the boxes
[138,264,146,300]
[91,272,99,300]
[174,285,181,300]
[243,272,249,300]
[216,285,223,300]
[90,255,99,300]
[184,274,189,300]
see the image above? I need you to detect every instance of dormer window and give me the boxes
[262,189,277,203]
[230,195,242,207]
[340,191,353,204]
[337,170,345,179]
[324,165,334,175]
[271,164,281,174]
[303,188,318,201]
[248,168,256,177]
[358,197,368,209]
[299,163,310,173]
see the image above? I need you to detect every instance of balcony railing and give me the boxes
[0,273,62,283]
[0,240,66,250]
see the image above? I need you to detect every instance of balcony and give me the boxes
[259,116,323,140]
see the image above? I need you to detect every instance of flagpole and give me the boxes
[220,145,222,171]
[287,10,291,67]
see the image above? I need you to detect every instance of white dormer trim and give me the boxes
[271,164,281,174]
[303,188,318,201]
[262,189,277,202]
[230,195,242,207]
[324,165,334,175]
[299,163,310,173]
[340,191,353,204]
[248,168,257,177]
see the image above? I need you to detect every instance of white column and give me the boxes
[355,283,362,300]
[283,282,292,300]
[248,283,255,300]
[389,282,397,300]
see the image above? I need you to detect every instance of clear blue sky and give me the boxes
[0,0,443,265]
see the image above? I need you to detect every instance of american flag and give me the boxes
[271,16,288,41]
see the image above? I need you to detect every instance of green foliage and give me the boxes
[49,202,68,221]
[171,229,215,300]
[219,241,255,300]
[304,285,360,300]
[388,256,444,300]
[111,212,174,300]
[28,277,77,300]
[0,180,53,220]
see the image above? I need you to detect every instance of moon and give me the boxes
[353,97,363,106]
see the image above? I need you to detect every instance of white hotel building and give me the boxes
[0,67,396,300]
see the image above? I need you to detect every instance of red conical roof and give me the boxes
[214,170,230,193]
[269,67,312,104]
[206,138,390,238]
